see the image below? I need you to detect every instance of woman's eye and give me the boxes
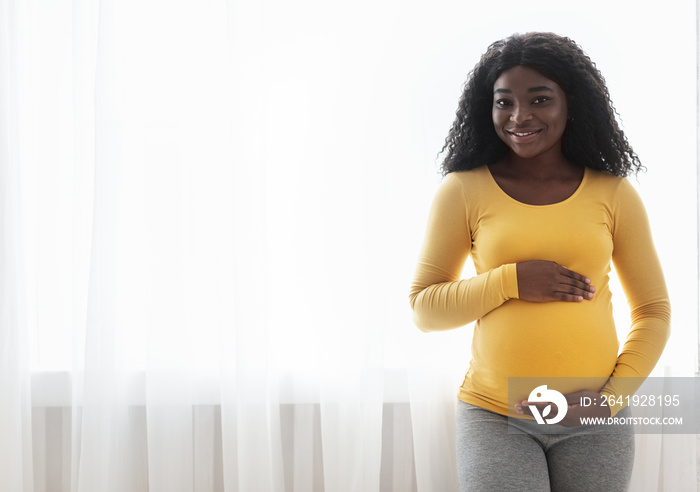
[495,99,511,107]
[532,97,550,104]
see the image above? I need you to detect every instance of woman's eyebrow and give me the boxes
[493,86,555,94]
[527,86,555,93]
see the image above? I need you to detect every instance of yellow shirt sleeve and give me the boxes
[408,174,519,332]
[600,179,671,416]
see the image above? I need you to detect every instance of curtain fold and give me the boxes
[2,0,697,491]
[0,0,33,490]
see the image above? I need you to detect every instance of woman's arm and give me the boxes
[409,175,518,332]
[599,179,671,416]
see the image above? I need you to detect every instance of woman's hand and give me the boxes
[514,389,611,427]
[516,260,595,302]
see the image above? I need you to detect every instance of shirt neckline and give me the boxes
[484,165,588,208]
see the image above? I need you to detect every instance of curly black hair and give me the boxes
[440,32,643,177]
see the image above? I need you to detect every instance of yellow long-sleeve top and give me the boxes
[409,165,670,417]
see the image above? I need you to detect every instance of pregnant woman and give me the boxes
[409,32,670,491]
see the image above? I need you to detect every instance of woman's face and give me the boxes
[491,65,569,161]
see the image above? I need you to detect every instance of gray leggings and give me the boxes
[456,400,635,492]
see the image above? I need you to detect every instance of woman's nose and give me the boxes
[510,105,532,124]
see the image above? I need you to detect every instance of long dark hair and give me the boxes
[440,32,643,177]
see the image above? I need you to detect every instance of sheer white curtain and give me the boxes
[11,0,397,490]
[1,1,33,490]
[1,0,697,491]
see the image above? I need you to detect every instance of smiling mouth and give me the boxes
[507,129,542,137]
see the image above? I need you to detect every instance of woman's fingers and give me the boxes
[560,266,594,287]
[555,279,595,300]
[559,268,596,300]
[517,260,596,302]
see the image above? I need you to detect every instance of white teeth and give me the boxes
[512,131,537,137]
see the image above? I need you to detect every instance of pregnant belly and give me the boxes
[472,298,619,381]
